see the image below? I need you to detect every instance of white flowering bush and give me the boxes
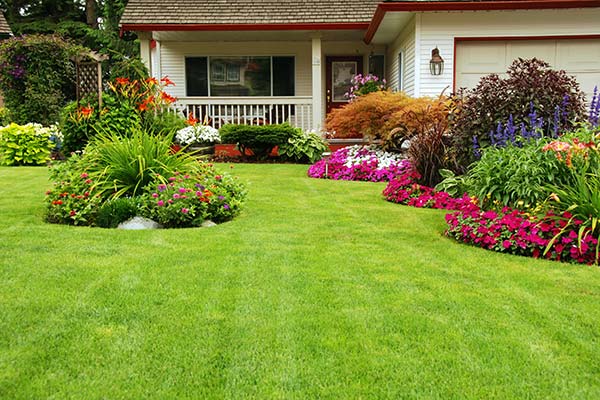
[175,125,221,146]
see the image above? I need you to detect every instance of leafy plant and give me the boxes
[140,167,246,228]
[220,123,296,159]
[325,91,409,139]
[278,129,328,164]
[95,197,139,228]
[434,169,472,198]
[345,74,386,101]
[83,129,200,198]
[449,58,587,172]
[0,34,88,125]
[0,123,55,165]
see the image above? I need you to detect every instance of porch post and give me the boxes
[138,32,153,76]
[311,35,323,131]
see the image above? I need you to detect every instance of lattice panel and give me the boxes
[76,62,100,100]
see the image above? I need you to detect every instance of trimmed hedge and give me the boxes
[219,123,297,159]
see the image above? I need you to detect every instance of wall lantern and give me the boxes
[429,47,444,76]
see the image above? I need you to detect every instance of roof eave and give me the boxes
[364,0,600,43]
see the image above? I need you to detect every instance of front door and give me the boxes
[325,56,363,114]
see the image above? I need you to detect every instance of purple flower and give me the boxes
[223,204,230,210]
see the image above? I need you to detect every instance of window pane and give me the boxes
[368,55,385,80]
[210,56,270,96]
[273,57,295,96]
[185,57,208,96]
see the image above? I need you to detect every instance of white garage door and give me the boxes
[455,38,600,101]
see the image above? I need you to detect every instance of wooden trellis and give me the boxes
[72,51,109,107]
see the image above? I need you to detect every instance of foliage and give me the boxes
[219,123,296,159]
[108,56,149,83]
[140,167,246,228]
[44,154,103,225]
[82,129,201,198]
[61,76,178,154]
[0,123,56,165]
[0,107,11,125]
[308,145,409,182]
[325,91,409,139]
[277,129,328,164]
[345,74,386,101]
[403,97,451,186]
[434,169,472,198]
[466,138,566,210]
[445,207,599,265]
[95,197,139,228]
[0,34,87,125]
[449,58,587,172]
[175,123,221,146]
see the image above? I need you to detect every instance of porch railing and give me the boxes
[172,96,314,132]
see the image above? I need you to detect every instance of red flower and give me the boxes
[79,106,93,118]
[115,77,130,85]
[160,91,176,104]
[161,76,175,86]
[69,210,76,216]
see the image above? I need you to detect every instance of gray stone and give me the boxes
[118,216,162,230]
[201,220,217,228]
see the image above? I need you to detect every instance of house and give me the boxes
[120,0,600,132]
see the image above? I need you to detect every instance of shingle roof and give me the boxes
[120,0,381,26]
[0,13,12,35]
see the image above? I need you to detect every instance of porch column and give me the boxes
[311,35,323,131]
[138,31,153,76]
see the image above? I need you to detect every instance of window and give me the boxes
[185,56,295,97]
[398,52,404,91]
[368,54,385,79]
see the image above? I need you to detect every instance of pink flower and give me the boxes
[181,208,189,214]
[152,193,159,198]
[179,187,187,194]
[80,173,88,179]
[157,200,165,207]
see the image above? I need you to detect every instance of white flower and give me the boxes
[175,125,221,145]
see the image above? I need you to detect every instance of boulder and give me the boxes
[118,216,162,230]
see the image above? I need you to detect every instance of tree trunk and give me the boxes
[86,0,98,28]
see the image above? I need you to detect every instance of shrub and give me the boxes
[278,129,328,164]
[400,97,450,186]
[144,111,187,137]
[95,198,139,228]
[466,136,572,210]
[0,107,11,126]
[325,91,409,139]
[220,123,296,159]
[308,145,409,182]
[0,35,87,125]
[140,167,246,228]
[0,123,56,165]
[83,129,201,198]
[449,58,587,172]
[108,57,150,83]
[45,155,103,225]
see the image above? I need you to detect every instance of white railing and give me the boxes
[172,96,314,131]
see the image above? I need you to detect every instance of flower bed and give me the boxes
[446,208,598,265]
[383,163,599,265]
[308,145,409,182]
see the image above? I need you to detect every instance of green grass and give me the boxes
[1,164,600,399]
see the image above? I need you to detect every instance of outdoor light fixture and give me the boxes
[429,47,444,76]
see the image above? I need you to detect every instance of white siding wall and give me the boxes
[417,8,600,97]
[386,17,416,96]
[159,41,312,98]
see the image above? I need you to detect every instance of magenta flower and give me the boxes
[157,200,164,207]
[152,193,159,198]
[181,208,189,214]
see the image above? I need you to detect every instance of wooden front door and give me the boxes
[325,56,363,114]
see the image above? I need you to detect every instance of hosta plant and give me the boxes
[0,123,56,165]
[278,129,328,164]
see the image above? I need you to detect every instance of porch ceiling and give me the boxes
[368,12,414,45]
[152,29,367,42]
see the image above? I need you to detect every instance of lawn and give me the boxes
[1,164,599,399]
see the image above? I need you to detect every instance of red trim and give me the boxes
[365,0,600,43]
[452,34,600,92]
[150,39,156,49]
[120,22,369,34]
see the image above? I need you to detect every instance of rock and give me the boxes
[201,220,217,228]
[118,216,162,230]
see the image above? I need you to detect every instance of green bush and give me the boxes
[220,123,296,159]
[108,57,149,83]
[61,93,142,154]
[0,123,55,165]
[0,107,11,126]
[449,58,587,173]
[466,138,566,209]
[95,197,139,228]
[278,129,328,164]
[140,165,247,228]
[143,111,187,136]
[0,35,88,125]
[82,129,200,198]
